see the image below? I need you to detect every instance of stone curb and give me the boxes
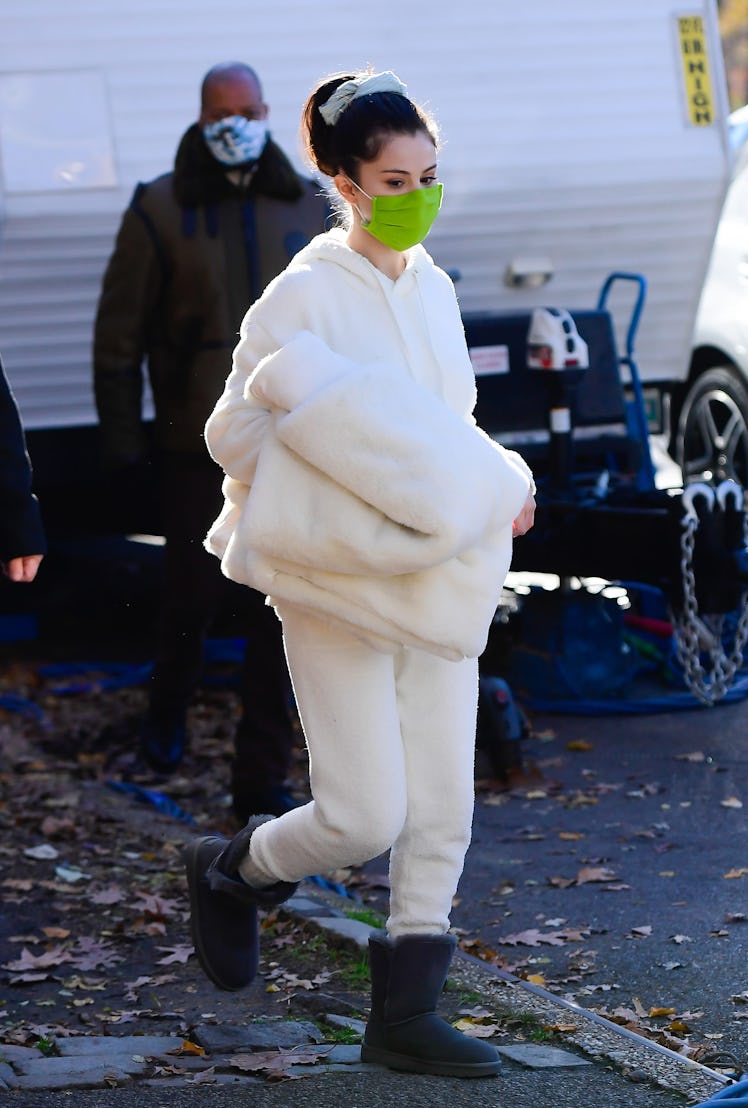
[0,879,732,1096]
[289,881,731,1105]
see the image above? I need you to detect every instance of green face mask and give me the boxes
[353,182,443,252]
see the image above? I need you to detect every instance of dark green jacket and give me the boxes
[93,125,329,459]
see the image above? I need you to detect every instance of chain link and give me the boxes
[670,503,748,705]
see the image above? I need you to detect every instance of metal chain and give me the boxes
[670,498,748,705]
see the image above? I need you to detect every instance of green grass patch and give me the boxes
[339,954,371,989]
[343,906,386,929]
[324,1025,363,1045]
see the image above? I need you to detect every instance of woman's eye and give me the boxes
[385,179,405,189]
[421,175,438,186]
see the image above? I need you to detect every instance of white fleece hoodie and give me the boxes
[204,229,532,661]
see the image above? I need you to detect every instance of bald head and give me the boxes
[199,63,268,126]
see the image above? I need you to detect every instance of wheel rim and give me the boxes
[681,385,748,487]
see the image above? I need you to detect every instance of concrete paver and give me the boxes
[192,1020,323,1052]
[497,1043,592,1067]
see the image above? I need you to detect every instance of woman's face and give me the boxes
[352,130,438,215]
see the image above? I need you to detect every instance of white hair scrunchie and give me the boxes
[318,70,408,126]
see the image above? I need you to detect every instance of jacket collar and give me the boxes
[173,123,304,207]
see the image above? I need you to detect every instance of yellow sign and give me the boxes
[677,14,716,126]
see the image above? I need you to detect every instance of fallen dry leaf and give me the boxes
[721,797,743,810]
[192,1067,217,1084]
[23,844,59,861]
[3,945,72,972]
[54,865,90,884]
[229,1046,333,1079]
[89,885,127,906]
[131,892,180,919]
[533,728,556,742]
[68,936,123,971]
[452,1018,503,1038]
[497,927,589,948]
[575,866,617,885]
[457,1005,494,1019]
[167,1040,205,1057]
[155,944,194,966]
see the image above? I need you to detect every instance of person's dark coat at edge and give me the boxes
[0,357,46,584]
[92,62,329,816]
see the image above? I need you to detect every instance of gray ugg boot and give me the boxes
[361,932,501,1077]
[183,814,297,991]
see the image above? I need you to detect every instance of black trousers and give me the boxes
[148,451,295,793]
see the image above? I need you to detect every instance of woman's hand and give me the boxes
[512,492,536,537]
[3,555,43,583]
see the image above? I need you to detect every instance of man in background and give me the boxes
[93,62,328,820]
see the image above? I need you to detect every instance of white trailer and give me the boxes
[0,1,731,494]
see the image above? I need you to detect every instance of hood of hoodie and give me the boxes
[287,226,436,290]
[172,123,305,207]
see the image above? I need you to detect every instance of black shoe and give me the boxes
[232,785,302,823]
[183,815,298,991]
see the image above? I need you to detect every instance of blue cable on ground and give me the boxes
[305,873,357,899]
[0,692,47,723]
[36,638,241,696]
[106,780,198,826]
[38,660,153,695]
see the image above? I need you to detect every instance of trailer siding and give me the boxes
[0,0,730,428]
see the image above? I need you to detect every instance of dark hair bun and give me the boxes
[301,71,438,180]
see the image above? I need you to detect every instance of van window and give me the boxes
[0,70,117,193]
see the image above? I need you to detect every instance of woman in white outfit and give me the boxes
[184,69,535,1079]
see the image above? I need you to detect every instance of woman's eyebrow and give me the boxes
[377,162,438,174]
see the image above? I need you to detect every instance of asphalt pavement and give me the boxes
[4,523,748,1103]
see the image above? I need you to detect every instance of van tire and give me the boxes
[675,366,748,488]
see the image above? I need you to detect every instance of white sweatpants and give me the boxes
[243,604,479,937]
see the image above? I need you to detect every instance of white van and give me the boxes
[675,110,748,487]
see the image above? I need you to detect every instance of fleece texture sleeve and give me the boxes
[240,331,530,575]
